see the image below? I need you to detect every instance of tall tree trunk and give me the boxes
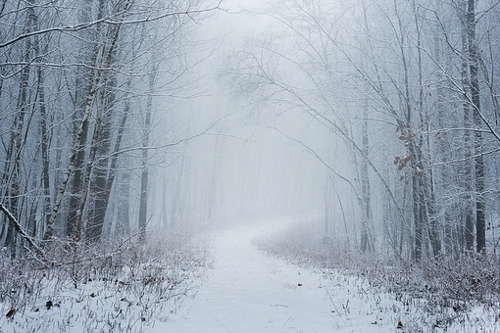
[138,65,157,239]
[360,97,373,253]
[73,1,129,242]
[413,1,441,257]
[44,0,131,242]
[86,74,117,243]
[466,0,485,253]
[1,4,35,253]
[36,44,51,239]
[87,65,133,242]
[62,0,104,241]
[459,12,475,253]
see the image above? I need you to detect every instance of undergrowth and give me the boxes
[0,231,210,332]
[256,218,500,332]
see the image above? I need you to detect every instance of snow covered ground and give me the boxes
[2,216,499,332]
[0,234,208,333]
[154,216,500,333]
[155,217,402,332]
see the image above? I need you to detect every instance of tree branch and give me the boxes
[0,202,46,261]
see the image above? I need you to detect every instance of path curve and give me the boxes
[155,217,392,333]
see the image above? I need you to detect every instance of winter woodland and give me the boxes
[1,0,500,332]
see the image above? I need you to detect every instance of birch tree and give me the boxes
[1,0,223,257]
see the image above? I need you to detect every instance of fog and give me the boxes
[2,0,500,331]
[145,0,330,230]
[2,0,499,259]
[141,0,377,252]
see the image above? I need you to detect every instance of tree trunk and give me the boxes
[86,74,117,243]
[466,0,485,253]
[37,45,51,239]
[45,0,103,241]
[116,169,131,238]
[1,4,35,252]
[138,65,157,239]
[360,97,373,253]
[73,2,129,242]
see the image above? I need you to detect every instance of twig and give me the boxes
[324,287,342,316]
[282,315,292,328]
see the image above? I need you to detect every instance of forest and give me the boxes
[223,0,500,261]
[1,0,500,331]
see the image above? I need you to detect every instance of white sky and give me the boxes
[221,0,266,11]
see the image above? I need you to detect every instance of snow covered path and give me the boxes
[154,217,396,333]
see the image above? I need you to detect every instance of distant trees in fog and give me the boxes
[3,0,500,264]
[226,0,500,261]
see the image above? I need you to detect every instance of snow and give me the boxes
[2,216,499,332]
[154,217,396,332]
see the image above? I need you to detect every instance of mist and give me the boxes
[1,0,500,331]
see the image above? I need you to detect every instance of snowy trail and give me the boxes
[154,217,393,333]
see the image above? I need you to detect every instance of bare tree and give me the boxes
[1,0,223,257]
[224,0,500,261]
